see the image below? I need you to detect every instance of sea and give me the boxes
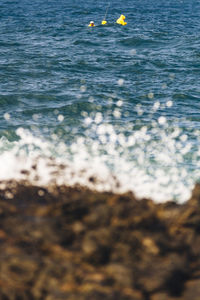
[0,0,200,203]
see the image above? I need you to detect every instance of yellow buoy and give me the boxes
[116,14,127,26]
[102,3,110,26]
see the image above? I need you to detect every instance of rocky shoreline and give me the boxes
[0,181,200,299]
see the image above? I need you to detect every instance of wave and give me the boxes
[0,115,199,204]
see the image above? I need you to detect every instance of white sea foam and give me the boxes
[0,115,199,203]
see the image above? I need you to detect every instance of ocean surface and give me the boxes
[0,0,200,202]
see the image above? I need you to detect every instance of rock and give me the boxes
[182,279,200,300]
[0,181,200,299]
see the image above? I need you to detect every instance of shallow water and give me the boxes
[0,0,200,202]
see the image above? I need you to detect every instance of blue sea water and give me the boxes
[0,0,200,202]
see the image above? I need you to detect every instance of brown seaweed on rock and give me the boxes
[0,181,200,299]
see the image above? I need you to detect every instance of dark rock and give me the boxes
[0,181,200,299]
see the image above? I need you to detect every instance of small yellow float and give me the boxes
[116,15,127,26]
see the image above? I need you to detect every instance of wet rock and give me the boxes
[0,181,200,299]
[182,279,200,300]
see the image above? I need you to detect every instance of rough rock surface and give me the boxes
[0,181,200,299]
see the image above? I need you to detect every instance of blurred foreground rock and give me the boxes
[0,181,200,299]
